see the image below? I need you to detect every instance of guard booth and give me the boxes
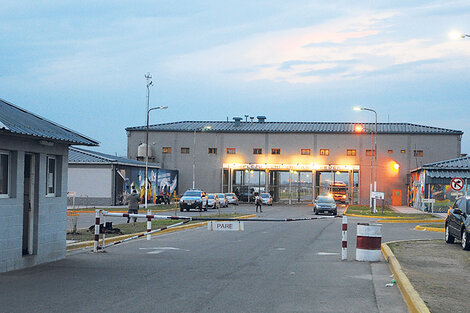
[223,163,360,204]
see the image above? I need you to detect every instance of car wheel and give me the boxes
[333,210,337,216]
[180,207,183,212]
[462,230,470,250]
[445,224,455,244]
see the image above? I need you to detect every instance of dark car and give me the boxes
[445,196,470,250]
[313,196,337,215]
[179,189,207,212]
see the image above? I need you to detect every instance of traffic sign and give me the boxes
[371,191,384,199]
[450,177,465,191]
[208,221,244,231]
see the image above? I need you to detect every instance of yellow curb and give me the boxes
[415,225,445,233]
[66,214,257,251]
[381,242,430,313]
[378,219,445,223]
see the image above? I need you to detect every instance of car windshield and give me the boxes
[317,196,335,203]
[261,194,269,198]
[217,194,225,198]
[226,193,235,196]
[208,194,215,199]
[184,191,201,197]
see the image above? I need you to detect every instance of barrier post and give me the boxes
[147,216,152,240]
[93,209,100,252]
[356,223,382,261]
[342,216,347,260]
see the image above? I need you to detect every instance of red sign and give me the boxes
[451,177,465,191]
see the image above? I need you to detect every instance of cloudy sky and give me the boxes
[1,1,469,155]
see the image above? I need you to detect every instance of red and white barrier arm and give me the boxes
[341,216,347,260]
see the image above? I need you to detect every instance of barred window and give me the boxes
[162,147,172,154]
[253,148,263,155]
[227,148,236,154]
[301,149,311,155]
[181,147,190,154]
[271,148,281,155]
[347,149,356,156]
[320,149,329,156]
[365,150,376,156]
[414,150,423,157]
[208,148,217,154]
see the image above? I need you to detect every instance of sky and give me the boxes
[1,1,469,156]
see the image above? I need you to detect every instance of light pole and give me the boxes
[354,107,378,213]
[192,125,212,189]
[449,31,470,39]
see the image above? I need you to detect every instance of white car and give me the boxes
[216,193,228,207]
[225,193,239,205]
[206,194,219,210]
[260,193,273,206]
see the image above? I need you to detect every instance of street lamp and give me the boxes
[449,30,470,40]
[354,106,378,213]
[192,125,212,189]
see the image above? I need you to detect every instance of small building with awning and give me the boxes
[409,156,470,212]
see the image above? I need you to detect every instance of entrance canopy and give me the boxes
[223,163,360,171]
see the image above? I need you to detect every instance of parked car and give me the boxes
[225,193,239,205]
[445,196,470,250]
[216,193,228,208]
[179,189,207,212]
[206,194,220,210]
[260,193,273,206]
[313,196,337,215]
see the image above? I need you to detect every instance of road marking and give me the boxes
[139,247,190,254]
[317,252,339,256]
[276,248,286,250]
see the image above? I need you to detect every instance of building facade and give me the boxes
[0,99,98,273]
[126,119,462,205]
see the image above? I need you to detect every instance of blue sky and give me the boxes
[1,1,469,155]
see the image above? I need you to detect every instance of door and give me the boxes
[391,189,402,206]
[22,154,36,255]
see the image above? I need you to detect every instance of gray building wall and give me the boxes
[127,130,461,205]
[0,134,68,273]
[67,164,113,207]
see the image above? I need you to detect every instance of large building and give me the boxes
[0,99,98,273]
[126,118,463,205]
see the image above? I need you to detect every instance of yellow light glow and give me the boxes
[353,107,362,111]
[449,30,463,40]
[336,171,341,175]
[393,163,400,171]
[354,124,364,133]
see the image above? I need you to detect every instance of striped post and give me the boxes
[93,209,100,252]
[147,216,152,240]
[356,223,382,261]
[341,215,347,260]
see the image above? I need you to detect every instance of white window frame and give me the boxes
[46,155,56,197]
[0,150,9,198]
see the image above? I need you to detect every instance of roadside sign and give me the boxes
[450,177,464,191]
[422,199,435,203]
[371,191,384,199]
[208,221,244,231]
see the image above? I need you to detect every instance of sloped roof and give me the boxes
[69,147,159,168]
[126,121,463,135]
[422,156,470,169]
[0,98,99,146]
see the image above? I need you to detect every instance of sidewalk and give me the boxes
[389,205,425,214]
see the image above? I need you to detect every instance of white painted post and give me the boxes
[147,216,152,240]
[342,216,347,260]
[93,209,100,253]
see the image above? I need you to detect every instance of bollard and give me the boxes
[356,223,382,261]
[93,209,100,252]
[342,216,347,260]
[147,216,152,240]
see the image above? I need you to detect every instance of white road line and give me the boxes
[317,252,339,255]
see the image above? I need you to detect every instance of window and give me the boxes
[388,150,393,154]
[271,148,281,155]
[414,150,423,157]
[253,148,263,155]
[401,149,406,154]
[181,147,190,154]
[227,148,236,154]
[162,147,172,154]
[0,152,9,196]
[320,149,329,156]
[365,150,376,156]
[301,149,311,155]
[208,148,217,154]
[347,149,356,156]
[46,156,56,196]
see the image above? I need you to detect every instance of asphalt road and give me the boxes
[3,204,442,313]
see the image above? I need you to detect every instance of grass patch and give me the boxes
[67,213,246,242]
[346,205,439,219]
[419,223,445,228]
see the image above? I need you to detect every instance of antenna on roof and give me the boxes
[245,115,248,122]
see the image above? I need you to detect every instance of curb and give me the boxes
[377,219,445,224]
[66,214,258,251]
[344,213,414,219]
[381,241,430,313]
[415,225,445,233]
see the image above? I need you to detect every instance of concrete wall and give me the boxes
[67,164,113,206]
[0,134,69,273]
[127,130,461,205]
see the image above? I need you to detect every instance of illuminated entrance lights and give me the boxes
[223,163,360,171]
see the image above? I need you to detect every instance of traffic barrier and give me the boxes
[342,216,347,260]
[93,210,100,253]
[356,223,382,261]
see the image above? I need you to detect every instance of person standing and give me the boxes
[255,193,262,213]
[127,187,141,223]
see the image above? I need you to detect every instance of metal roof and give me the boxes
[69,147,159,168]
[0,98,99,146]
[426,170,470,179]
[411,156,470,178]
[126,121,463,135]
[421,156,470,169]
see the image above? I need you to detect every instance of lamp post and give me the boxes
[354,107,378,213]
[449,31,470,39]
[192,125,212,189]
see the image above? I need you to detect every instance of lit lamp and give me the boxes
[449,30,469,39]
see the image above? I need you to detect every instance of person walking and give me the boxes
[255,193,262,213]
[127,187,141,223]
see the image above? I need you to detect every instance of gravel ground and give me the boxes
[389,239,470,313]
